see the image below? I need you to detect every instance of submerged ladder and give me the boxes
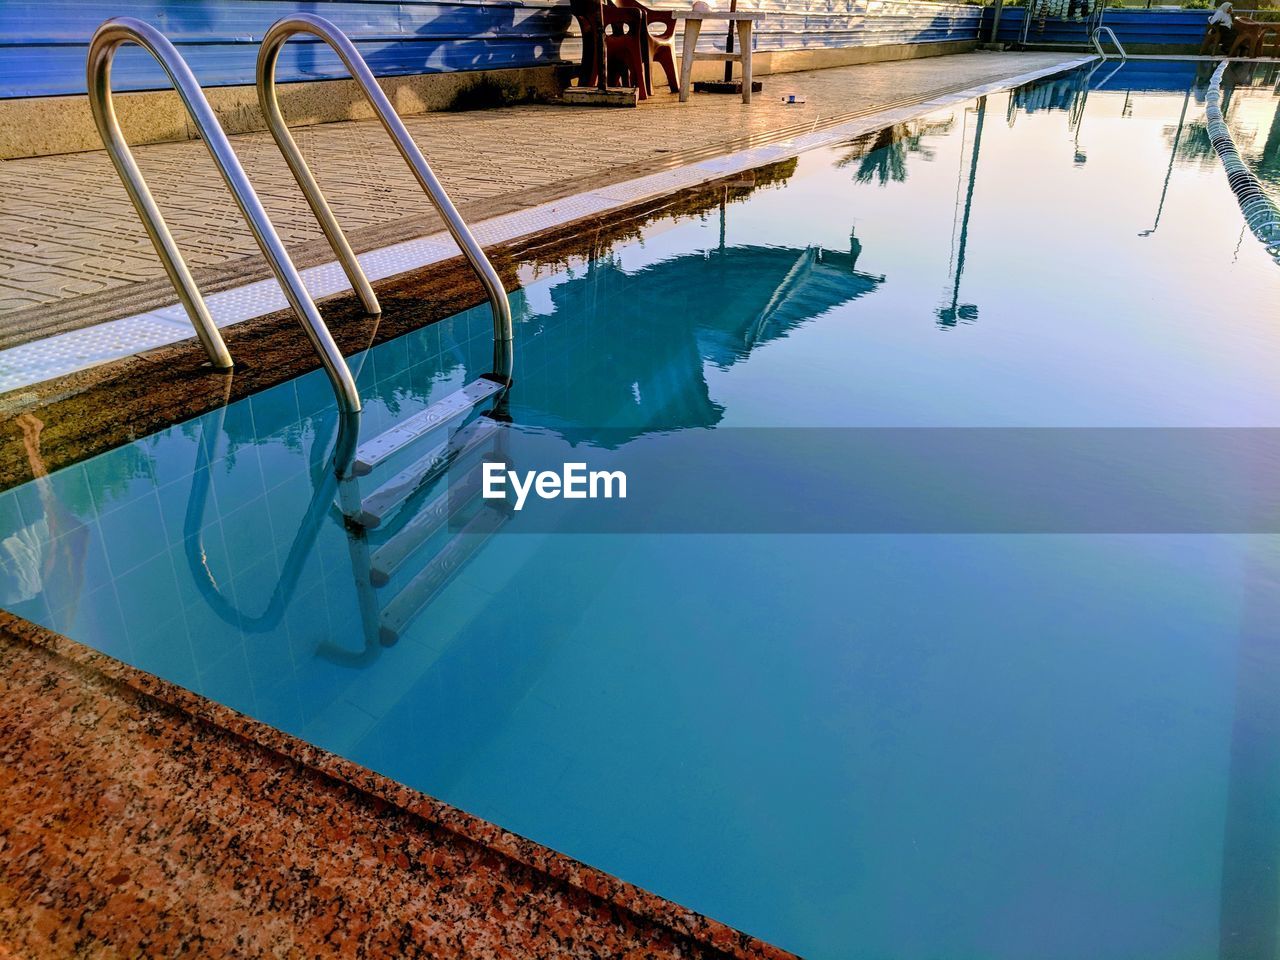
[93,14,516,652]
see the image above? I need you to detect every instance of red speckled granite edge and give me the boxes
[0,608,800,960]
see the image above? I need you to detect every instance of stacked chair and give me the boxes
[569,0,680,98]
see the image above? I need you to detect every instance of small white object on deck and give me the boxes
[781,94,806,104]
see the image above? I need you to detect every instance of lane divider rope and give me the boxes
[1206,60,1280,263]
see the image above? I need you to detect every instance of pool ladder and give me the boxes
[1091,26,1127,60]
[93,15,516,648]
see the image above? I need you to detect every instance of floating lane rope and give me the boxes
[1205,60,1280,263]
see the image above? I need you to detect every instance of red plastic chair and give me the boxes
[612,0,680,94]
[570,0,651,99]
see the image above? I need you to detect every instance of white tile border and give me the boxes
[0,56,1094,396]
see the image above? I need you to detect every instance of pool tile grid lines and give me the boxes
[0,55,1094,398]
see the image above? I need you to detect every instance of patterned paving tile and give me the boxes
[0,53,1074,320]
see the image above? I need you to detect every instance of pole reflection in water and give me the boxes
[1140,80,1193,238]
[937,96,985,328]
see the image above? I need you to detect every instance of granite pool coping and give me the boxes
[0,607,800,959]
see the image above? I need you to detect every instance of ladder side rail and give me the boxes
[257,15,515,363]
[1092,25,1126,59]
[87,17,362,413]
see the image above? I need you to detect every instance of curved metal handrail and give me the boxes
[87,17,363,413]
[256,14,515,366]
[1092,26,1127,60]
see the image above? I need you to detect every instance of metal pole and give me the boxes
[258,14,514,351]
[87,17,362,413]
[86,22,231,371]
[724,0,738,83]
[256,48,380,316]
[596,0,608,92]
[989,0,1006,45]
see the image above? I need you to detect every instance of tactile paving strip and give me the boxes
[0,56,1093,397]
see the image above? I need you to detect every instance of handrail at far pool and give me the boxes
[1092,25,1128,60]
[86,17,363,413]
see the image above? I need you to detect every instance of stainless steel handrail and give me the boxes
[1092,26,1127,60]
[256,13,515,359]
[87,17,363,413]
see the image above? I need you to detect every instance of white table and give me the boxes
[674,10,766,104]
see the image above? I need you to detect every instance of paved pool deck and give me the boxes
[0,51,1078,348]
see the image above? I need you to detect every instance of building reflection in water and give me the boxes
[509,237,885,442]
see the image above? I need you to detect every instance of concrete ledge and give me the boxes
[562,85,640,107]
[0,65,566,160]
[673,38,978,86]
[2,40,977,159]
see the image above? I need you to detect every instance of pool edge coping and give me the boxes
[0,606,802,960]
[0,52,1097,398]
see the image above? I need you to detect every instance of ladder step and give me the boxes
[368,461,488,586]
[378,505,508,645]
[353,378,503,476]
[349,418,498,529]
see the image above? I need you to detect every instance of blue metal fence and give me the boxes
[1,0,573,98]
[1,0,983,99]
[746,0,983,52]
[982,6,1212,46]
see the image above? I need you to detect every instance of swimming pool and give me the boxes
[4,59,1280,959]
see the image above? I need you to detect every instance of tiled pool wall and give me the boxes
[0,163,799,490]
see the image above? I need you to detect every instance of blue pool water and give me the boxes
[4,61,1280,958]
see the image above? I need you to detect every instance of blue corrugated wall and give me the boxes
[2,0,574,98]
[981,6,1213,47]
[1,0,983,99]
